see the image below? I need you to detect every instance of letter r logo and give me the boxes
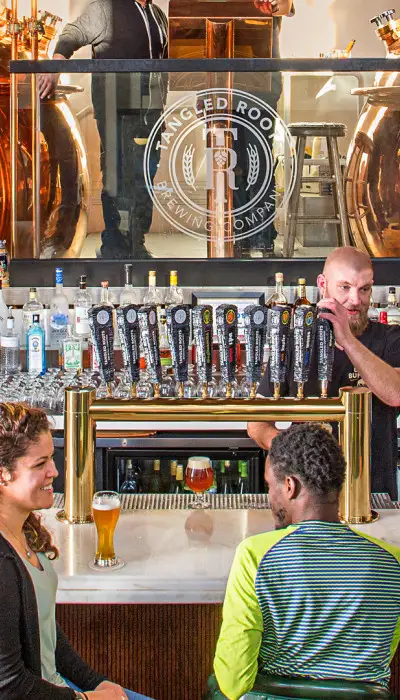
[205,127,238,204]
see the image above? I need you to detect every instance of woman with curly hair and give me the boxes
[0,402,153,700]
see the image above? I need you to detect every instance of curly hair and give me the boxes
[269,423,346,496]
[0,403,58,559]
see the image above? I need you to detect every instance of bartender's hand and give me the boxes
[87,681,128,699]
[247,421,279,450]
[259,0,293,15]
[254,1,273,14]
[317,298,354,350]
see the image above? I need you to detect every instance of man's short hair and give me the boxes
[269,424,346,496]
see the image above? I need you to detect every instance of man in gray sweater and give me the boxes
[40,0,168,259]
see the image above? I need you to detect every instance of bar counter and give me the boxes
[46,507,400,699]
[44,507,400,604]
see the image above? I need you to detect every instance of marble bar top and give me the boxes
[42,508,400,605]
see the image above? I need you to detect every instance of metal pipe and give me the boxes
[89,396,346,424]
[57,387,96,524]
[30,0,40,258]
[338,387,378,524]
[10,0,19,258]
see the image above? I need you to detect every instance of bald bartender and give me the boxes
[248,247,400,500]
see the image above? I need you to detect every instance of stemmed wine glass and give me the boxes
[185,456,214,509]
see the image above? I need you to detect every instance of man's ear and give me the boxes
[0,467,11,486]
[285,475,302,500]
[317,273,327,297]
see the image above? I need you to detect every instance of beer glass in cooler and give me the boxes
[90,491,124,569]
[185,456,214,509]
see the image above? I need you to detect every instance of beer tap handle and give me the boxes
[138,306,162,389]
[216,304,238,386]
[370,9,396,26]
[166,304,191,386]
[293,306,317,400]
[317,308,335,399]
[192,305,213,389]
[243,305,268,386]
[268,305,291,399]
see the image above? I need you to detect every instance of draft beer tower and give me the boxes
[169,0,274,257]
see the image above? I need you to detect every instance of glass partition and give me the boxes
[10,60,400,260]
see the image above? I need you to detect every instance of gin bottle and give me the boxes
[27,314,46,375]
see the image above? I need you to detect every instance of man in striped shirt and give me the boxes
[214,424,400,700]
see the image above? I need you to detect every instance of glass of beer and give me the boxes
[90,491,124,570]
[185,456,214,509]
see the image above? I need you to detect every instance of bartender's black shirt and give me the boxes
[257,321,400,500]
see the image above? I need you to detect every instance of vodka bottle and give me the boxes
[74,275,92,338]
[0,308,20,375]
[22,287,44,342]
[50,267,69,351]
[120,264,137,306]
[386,287,400,325]
[27,314,46,375]
[165,270,184,306]
[143,270,163,306]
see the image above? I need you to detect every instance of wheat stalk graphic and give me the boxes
[182,144,196,191]
[246,143,260,191]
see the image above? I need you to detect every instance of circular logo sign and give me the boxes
[203,308,211,325]
[144,88,297,243]
[226,309,236,325]
[253,309,265,325]
[174,308,187,324]
[126,308,137,324]
[97,310,109,325]
[149,310,157,326]
[282,309,290,326]
[306,311,314,327]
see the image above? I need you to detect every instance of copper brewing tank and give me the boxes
[345,10,400,256]
[2,7,89,258]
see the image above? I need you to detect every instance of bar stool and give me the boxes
[283,122,351,258]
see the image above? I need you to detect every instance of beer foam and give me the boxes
[93,498,120,511]
[187,457,211,470]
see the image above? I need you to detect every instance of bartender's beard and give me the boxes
[347,306,369,337]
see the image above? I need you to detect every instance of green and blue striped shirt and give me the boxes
[214,521,400,700]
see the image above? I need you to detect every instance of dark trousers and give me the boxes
[96,110,160,257]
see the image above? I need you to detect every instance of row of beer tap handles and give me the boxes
[87,300,335,401]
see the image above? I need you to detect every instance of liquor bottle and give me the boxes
[158,313,172,369]
[243,305,268,397]
[88,281,115,392]
[266,272,288,307]
[74,275,92,339]
[63,325,83,372]
[27,314,46,375]
[120,264,137,306]
[238,460,250,495]
[219,461,233,495]
[294,278,311,308]
[0,308,20,375]
[368,296,379,322]
[166,304,190,397]
[22,287,43,341]
[171,464,185,494]
[50,267,69,352]
[149,459,162,493]
[316,308,335,398]
[120,459,139,494]
[143,270,163,307]
[168,460,178,493]
[386,287,400,325]
[293,305,317,399]
[0,240,10,288]
[165,270,184,306]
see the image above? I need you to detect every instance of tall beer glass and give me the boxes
[90,491,124,569]
[185,456,214,509]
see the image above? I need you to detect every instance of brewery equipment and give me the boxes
[6,0,89,258]
[345,9,400,256]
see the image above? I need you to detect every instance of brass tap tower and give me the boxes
[59,387,377,527]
